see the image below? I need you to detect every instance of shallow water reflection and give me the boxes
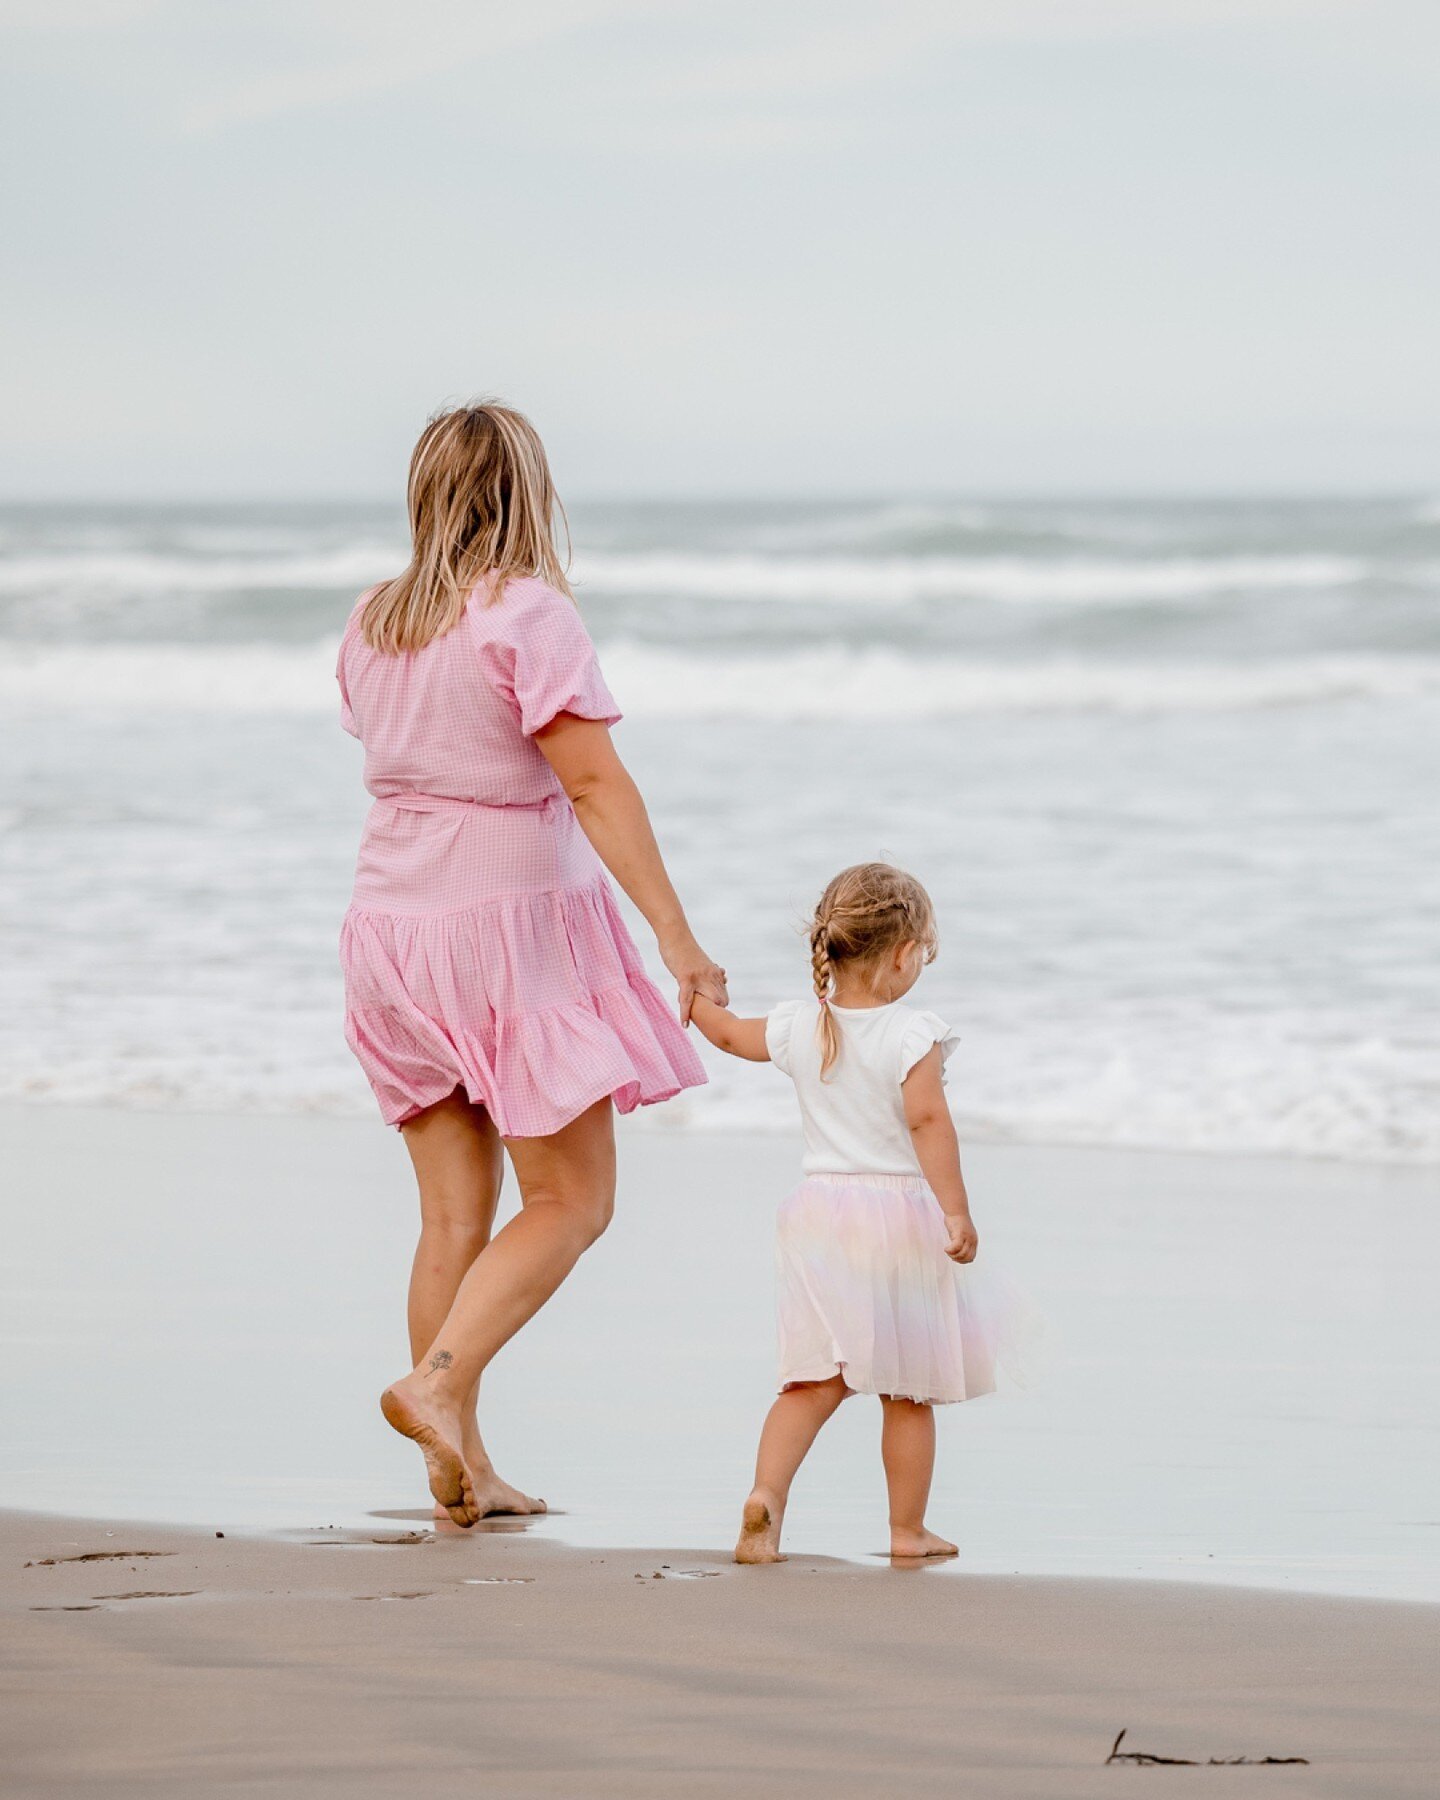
[2,1108,1437,1602]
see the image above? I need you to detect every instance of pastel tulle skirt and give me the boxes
[775,1172,1033,1406]
[340,791,706,1137]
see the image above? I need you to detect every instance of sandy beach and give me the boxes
[5,1506,1439,1798]
[3,1106,1438,1792]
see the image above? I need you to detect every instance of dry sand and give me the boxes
[3,1508,1437,1799]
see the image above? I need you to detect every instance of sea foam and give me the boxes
[0,546,1374,608]
[5,638,1438,718]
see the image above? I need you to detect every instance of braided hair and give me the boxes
[808,862,937,1079]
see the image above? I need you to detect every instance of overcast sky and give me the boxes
[3,0,1437,498]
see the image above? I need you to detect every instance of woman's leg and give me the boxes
[399,1091,543,1518]
[879,1397,956,1558]
[381,1096,616,1525]
[735,1375,849,1564]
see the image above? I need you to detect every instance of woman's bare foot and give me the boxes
[466,1419,547,1516]
[379,1379,479,1527]
[735,1491,786,1564]
[431,1473,545,1521]
[889,1525,958,1559]
[430,1422,546,1521]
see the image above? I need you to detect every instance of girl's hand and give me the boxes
[659,929,728,1024]
[944,1214,978,1264]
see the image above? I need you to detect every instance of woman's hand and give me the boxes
[659,928,728,1024]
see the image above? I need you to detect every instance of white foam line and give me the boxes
[0,548,1391,606]
[4,639,1439,718]
[573,551,1371,605]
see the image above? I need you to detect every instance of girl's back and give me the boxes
[766,998,956,1176]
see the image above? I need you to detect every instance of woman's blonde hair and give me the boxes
[360,402,572,654]
[810,863,938,1079]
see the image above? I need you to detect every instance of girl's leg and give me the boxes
[400,1091,543,1518]
[735,1375,849,1564]
[381,1096,616,1525]
[879,1397,957,1558]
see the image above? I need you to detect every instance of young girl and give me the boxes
[691,861,1003,1563]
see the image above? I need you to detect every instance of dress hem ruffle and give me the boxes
[344,971,704,1139]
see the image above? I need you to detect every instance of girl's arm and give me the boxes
[536,714,727,1022]
[902,1047,978,1263]
[688,994,771,1062]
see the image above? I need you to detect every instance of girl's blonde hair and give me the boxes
[361,402,572,654]
[810,863,938,1079]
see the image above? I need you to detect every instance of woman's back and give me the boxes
[337,576,618,806]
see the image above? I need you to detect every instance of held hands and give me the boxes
[659,928,728,1025]
[944,1213,978,1264]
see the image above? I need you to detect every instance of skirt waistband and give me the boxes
[804,1170,928,1190]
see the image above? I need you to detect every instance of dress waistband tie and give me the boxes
[371,791,565,815]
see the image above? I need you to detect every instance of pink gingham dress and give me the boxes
[336,575,706,1136]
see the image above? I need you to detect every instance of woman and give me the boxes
[337,403,726,1525]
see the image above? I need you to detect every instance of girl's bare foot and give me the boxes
[379,1379,479,1527]
[735,1491,786,1564]
[889,1525,958,1559]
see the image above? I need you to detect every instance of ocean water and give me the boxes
[2,496,1438,1163]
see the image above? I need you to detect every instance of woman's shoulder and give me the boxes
[465,573,575,638]
[342,584,380,633]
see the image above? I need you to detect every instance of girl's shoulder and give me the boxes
[887,1003,960,1083]
[763,998,959,1083]
[764,997,813,1075]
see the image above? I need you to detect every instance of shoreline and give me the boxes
[5,1507,1438,1797]
[3,1104,1438,1605]
[6,1089,1434,1175]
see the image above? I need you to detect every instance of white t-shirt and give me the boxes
[765,997,959,1176]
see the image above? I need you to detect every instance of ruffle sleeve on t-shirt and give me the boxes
[765,999,804,1075]
[483,577,622,737]
[897,1009,960,1084]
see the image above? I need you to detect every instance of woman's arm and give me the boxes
[902,1047,978,1263]
[536,713,727,1021]
[688,994,771,1062]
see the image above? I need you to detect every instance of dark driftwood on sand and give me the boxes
[1105,1728,1309,1767]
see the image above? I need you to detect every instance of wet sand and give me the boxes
[3,1105,1438,1596]
[4,1508,1438,1798]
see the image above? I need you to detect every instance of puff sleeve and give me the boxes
[336,640,358,738]
[897,1009,960,1084]
[490,578,621,737]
